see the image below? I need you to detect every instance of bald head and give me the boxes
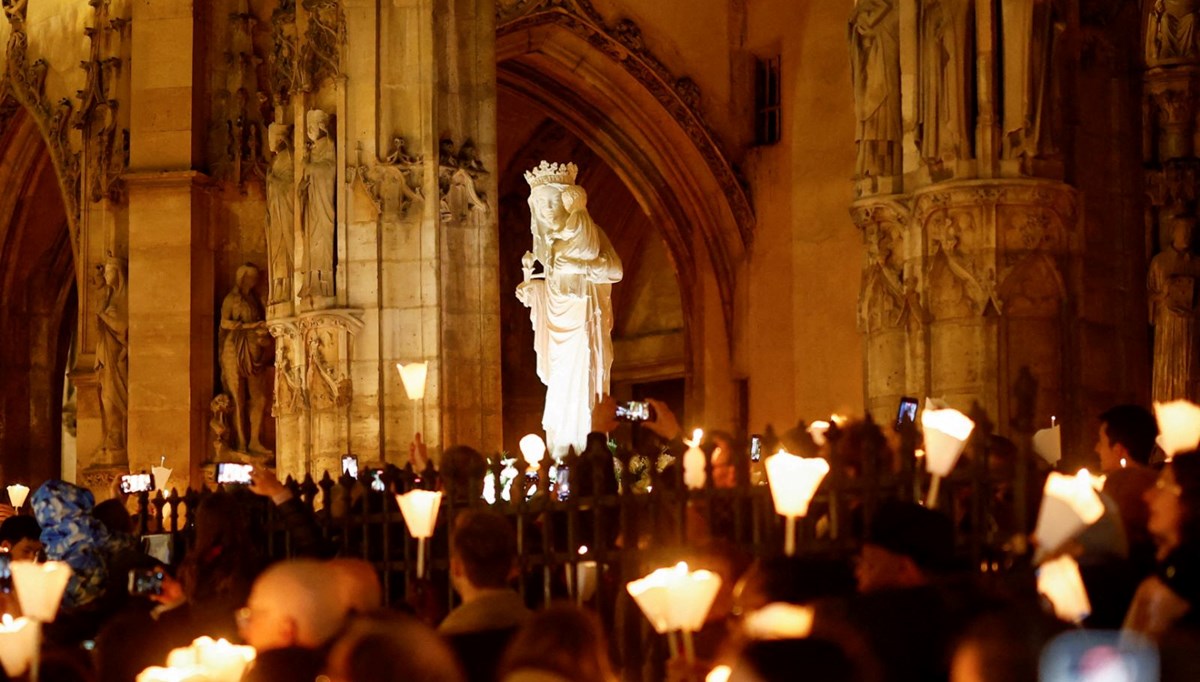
[240,559,348,651]
[330,558,383,615]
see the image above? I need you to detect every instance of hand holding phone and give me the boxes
[615,400,656,423]
[896,397,919,427]
[128,567,165,596]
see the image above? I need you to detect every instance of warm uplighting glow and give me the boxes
[5,485,28,511]
[396,362,429,401]
[1038,555,1091,623]
[0,614,34,677]
[683,428,706,490]
[1154,400,1200,459]
[920,406,975,476]
[626,562,723,634]
[394,490,442,539]
[519,434,546,470]
[742,603,815,640]
[1033,471,1105,561]
[1033,422,1062,466]
[12,560,72,622]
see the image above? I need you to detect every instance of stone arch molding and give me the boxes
[497,0,753,335]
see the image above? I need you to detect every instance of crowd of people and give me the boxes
[0,397,1195,681]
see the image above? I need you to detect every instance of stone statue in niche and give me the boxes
[918,0,973,167]
[219,263,273,453]
[849,0,901,178]
[516,161,623,459]
[95,255,128,458]
[1000,0,1058,161]
[1147,0,1200,64]
[1149,215,1200,401]
[300,109,335,302]
[265,123,295,305]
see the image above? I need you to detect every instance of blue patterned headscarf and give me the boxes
[32,480,111,610]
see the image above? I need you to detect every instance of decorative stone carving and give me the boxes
[1147,0,1200,65]
[851,200,909,332]
[439,137,489,224]
[348,136,424,222]
[74,0,128,203]
[266,123,296,306]
[218,263,273,454]
[516,161,623,459]
[917,0,974,168]
[1000,0,1060,165]
[849,0,901,183]
[300,109,336,303]
[209,394,232,462]
[269,0,297,107]
[1149,215,1200,401]
[94,255,128,460]
[495,0,754,250]
[296,0,345,93]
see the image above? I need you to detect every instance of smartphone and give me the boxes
[896,396,919,427]
[127,567,165,596]
[366,468,386,493]
[119,473,155,494]
[341,455,359,479]
[0,554,11,595]
[750,434,763,462]
[216,462,253,485]
[615,400,656,423]
[1040,630,1158,682]
[555,465,570,502]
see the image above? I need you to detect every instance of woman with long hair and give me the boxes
[498,604,617,682]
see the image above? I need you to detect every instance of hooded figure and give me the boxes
[33,480,112,610]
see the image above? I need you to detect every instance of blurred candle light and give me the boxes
[807,421,831,447]
[575,545,598,606]
[627,562,723,663]
[13,560,72,622]
[920,405,975,507]
[6,485,28,511]
[395,489,442,578]
[764,449,830,556]
[519,434,546,472]
[0,614,35,678]
[1033,471,1105,563]
[683,429,706,490]
[706,665,732,682]
[1037,555,1091,624]
[1154,400,1200,459]
[742,603,815,640]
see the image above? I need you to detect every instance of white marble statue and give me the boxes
[300,109,335,301]
[516,161,623,459]
[95,255,128,457]
[265,122,295,305]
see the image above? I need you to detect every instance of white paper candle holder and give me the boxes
[395,489,443,578]
[764,450,830,556]
[920,406,975,507]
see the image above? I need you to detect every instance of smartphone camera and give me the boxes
[615,400,656,423]
[750,434,763,463]
[128,567,166,597]
[896,396,919,427]
[119,473,155,495]
[341,455,359,479]
[216,463,253,485]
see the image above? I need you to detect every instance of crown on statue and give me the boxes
[524,160,578,189]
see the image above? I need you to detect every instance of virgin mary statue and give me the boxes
[517,161,623,459]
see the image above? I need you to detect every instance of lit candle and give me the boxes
[920,405,975,507]
[1033,420,1062,467]
[0,614,35,677]
[519,434,545,499]
[1154,399,1200,460]
[627,562,722,664]
[1032,471,1105,563]
[1037,555,1091,623]
[807,421,831,447]
[576,545,598,606]
[395,489,442,578]
[396,362,429,436]
[706,665,732,682]
[12,560,72,622]
[764,449,830,556]
[6,485,28,511]
[741,603,814,640]
[683,429,706,490]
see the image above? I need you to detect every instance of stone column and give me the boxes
[124,0,213,488]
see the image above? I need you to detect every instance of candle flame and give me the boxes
[578,545,589,556]
[1120,458,1127,468]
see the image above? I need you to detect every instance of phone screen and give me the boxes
[127,568,165,596]
[750,435,763,462]
[119,473,154,494]
[896,397,919,426]
[616,401,654,423]
[216,463,253,485]
[341,455,359,479]
[367,469,386,493]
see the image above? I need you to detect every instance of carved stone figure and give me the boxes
[1149,216,1200,401]
[918,0,973,166]
[516,161,623,459]
[1001,0,1057,161]
[95,256,128,458]
[266,123,295,305]
[849,0,901,178]
[1147,0,1200,64]
[219,263,272,453]
[300,109,335,301]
